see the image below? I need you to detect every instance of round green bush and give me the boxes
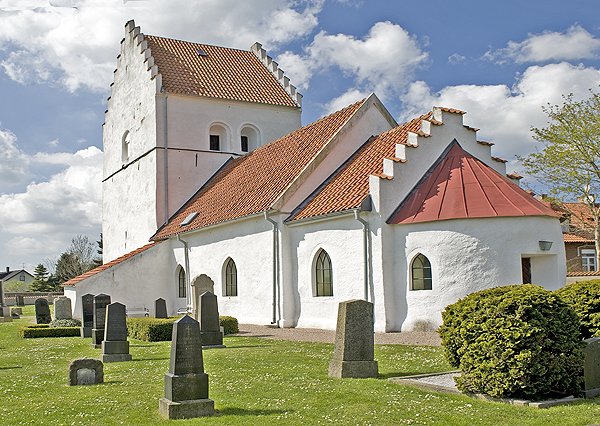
[439,284,585,400]
[49,318,81,328]
[555,279,600,339]
[219,316,239,335]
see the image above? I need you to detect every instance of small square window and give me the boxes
[210,135,220,151]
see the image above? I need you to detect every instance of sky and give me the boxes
[1,0,600,272]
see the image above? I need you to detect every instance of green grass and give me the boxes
[0,313,598,425]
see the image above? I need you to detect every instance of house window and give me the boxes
[225,258,237,296]
[210,135,220,151]
[582,249,597,272]
[315,249,333,296]
[19,274,25,281]
[411,254,432,290]
[178,268,186,298]
[241,135,248,152]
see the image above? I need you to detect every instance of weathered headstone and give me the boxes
[328,299,378,378]
[198,291,224,348]
[583,337,600,398]
[159,315,214,419]
[155,298,168,319]
[35,298,52,324]
[16,295,24,306]
[54,296,72,320]
[91,294,111,348]
[101,302,132,363]
[80,293,94,338]
[11,307,21,319]
[67,358,103,386]
[191,275,214,320]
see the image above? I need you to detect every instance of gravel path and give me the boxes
[235,323,441,346]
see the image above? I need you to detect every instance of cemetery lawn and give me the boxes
[0,310,598,425]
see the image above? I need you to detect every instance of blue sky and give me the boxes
[1,0,599,271]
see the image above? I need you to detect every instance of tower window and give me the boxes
[241,135,248,152]
[210,135,220,151]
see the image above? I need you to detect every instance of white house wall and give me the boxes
[391,216,566,332]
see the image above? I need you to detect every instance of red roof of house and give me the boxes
[566,270,600,277]
[152,99,367,239]
[61,242,160,286]
[145,36,298,108]
[388,142,560,224]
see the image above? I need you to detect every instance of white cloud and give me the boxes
[485,25,600,64]
[322,89,369,115]
[0,0,323,92]
[400,62,600,168]
[448,53,466,65]
[0,127,29,185]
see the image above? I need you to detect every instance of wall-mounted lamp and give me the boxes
[539,241,553,251]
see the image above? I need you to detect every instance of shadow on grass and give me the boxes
[378,371,445,380]
[217,407,294,417]
[0,366,22,370]
[227,345,268,349]
[132,357,170,362]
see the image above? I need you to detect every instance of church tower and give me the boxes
[102,20,302,262]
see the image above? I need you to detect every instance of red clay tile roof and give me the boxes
[287,114,428,221]
[547,201,596,240]
[152,99,367,239]
[563,233,594,243]
[566,270,600,277]
[145,35,298,108]
[61,242,160,286]
[389,142,560,224]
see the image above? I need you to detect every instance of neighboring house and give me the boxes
[0,267,34,294]
[62,21,566,332]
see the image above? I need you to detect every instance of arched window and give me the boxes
[178,268,186,298]
[240,125,259,153]
[121,130,130,162]
[209,123,228,151]
[225,258,237,296]
[315,249,333,296]
[411,254,432,290]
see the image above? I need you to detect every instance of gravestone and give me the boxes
[67,358,103,386]
[16,295,24,306]
[80,294,94,338]
[11,308,21,319]
[583,337,600,398]
[101,302,132,363]
[159,315,214,419]
[198,291,224,348]
[35,298,52,324]
[54,296,72,320]
[328,299,378,378]
[155,298,168,319]
[191,275,214,320]
[91,294,111,348]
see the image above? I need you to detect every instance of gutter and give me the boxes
[354,209,369,302]
[176,234,191,313]
[264,211,279,325]
[163,91,169,225]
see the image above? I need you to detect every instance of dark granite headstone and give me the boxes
[16,295,24,306]
[328,299,378,378]
[91,294,111,348]
[101,302,131,363]
[67,358,103,386]
[155,298,168,319]
[198,291,224,348]
[583,337,600,398]
[159,315,214,419]
[80,293,94,338]
[35,298,52,324]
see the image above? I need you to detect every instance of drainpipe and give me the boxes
[354,209,369,302]
[163,91,169,225]
[264,211,278,325]
[177,234,191,313]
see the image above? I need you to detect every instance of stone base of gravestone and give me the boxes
[200,331,225,348]
[101,341,132,363]
[165,372,209,401]
[1,306,10,317]
[583,337,600,398]
[67,358,103,386]
[328,359,379,378]
[91,329,104,348]
[80,326,92,338]
[0,316,12,323]
[159,398,214,420]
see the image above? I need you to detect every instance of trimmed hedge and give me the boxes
[127,315,239,342]
[555,279,600,339]
[19,326,80,338]
[439,284,585,400]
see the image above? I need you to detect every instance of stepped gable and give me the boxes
[144,35,299,108]
[388,142,560,224]
[287,113,429,222]
[61,242,160,287]
[152,99,367,240]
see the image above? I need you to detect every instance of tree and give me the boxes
[519,90,600,268]
[52,235,101,286]
[92,233,103,268]
[30,264,52,292]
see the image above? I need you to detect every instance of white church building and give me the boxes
[63,20,566,332]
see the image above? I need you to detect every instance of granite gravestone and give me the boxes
[101,302,132,363]
[583,337,600,398]
[155,298,168,319]
[198,291,224,348]
[328,299,378,378]
[91,294,111,348]
[54,296,72,320]
[11,308,21,319]
[80,294,94,338]
[67,358,103,386]
[16,295,24,306]
[35,298,52,324]
[159,315,214,419]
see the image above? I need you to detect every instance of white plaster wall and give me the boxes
[390,216,566,332]
[64,241,175,319]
